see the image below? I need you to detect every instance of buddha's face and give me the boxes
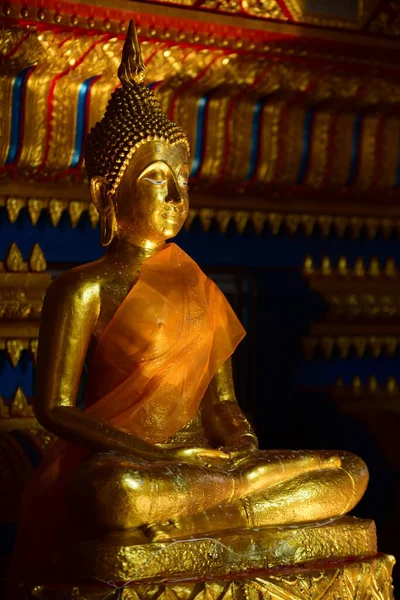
[113,141,189,247]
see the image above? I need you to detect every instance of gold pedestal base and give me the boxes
[30,555,395,600]
[24,518,395,600]
[66,516,377,581]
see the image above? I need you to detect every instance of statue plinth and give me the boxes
[22,518,395,600]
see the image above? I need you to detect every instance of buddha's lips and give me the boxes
[163,208,180,219]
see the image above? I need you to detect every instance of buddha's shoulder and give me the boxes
[45,261,103,307]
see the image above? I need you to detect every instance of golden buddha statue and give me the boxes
[13,21,371,585]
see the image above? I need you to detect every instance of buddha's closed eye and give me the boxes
[143,177,167,185]
[142,175,189,188]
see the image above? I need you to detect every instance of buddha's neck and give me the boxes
[105,237,166,271]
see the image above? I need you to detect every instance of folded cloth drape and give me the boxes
[11,243,245,580]
[85,243,246,442]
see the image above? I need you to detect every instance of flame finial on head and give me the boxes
[117,20,146,86]
[85,18,189,194]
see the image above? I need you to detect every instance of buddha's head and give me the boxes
[85,21,190,249]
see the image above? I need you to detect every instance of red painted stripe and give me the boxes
[368,107,400,191]
[144,43,167,69]
[272,77,320,184]
[2,14,400,84]
[147,48,193,120]
[318,108,341,190]
[0,33,29,65]
[274,0,295,20]
[36,34,109,173]
[368,112,384,191]
[244,101,265,189]
[57,73,101,178]
[2,65,37,174]
[348,115,364,189]
[218,93,240,184]
[217,65,273,185]
[319,85,366,190]
[319,107,344,190]
[174,53,229,182]
[51,44,168,180]
[169,52,222,122]
[14,65,35,167]
[361,1,389,31]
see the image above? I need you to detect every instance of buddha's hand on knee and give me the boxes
[165,447,231,468]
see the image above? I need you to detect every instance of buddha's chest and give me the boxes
[92,276,140,342]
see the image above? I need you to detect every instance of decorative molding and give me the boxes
[331,376,400,415]
[0,195,99,228]
[302,334,400,360]
[0,244,49,370]
[1,27,400,200]
[336,375,400,396]
[0,337,38,366]
[0,387,39,431]
[4,192,400,238]
[0,387,33,417]
[0,242,47,273]
[303,256,399,279]
[302,256,400,333]
[1,0,399,38]
[0,244,50,326]
[25,554,395,600]
[299,376,400,415]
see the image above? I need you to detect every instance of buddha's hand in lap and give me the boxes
[163,446,232,469]
[164,441,258,470]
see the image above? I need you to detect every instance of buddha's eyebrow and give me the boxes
[139,160,188,178]
[139,161,169,178]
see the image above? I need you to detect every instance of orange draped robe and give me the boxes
[12,243,245,580]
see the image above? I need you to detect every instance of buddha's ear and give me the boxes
[90,176,117,247]
[90,176,113,214]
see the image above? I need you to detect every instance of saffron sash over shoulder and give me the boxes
[85,243,245,443]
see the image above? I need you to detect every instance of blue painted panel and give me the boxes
[70,76,99,169]
[0,209,102,264]
[191,92,213,178]
[2,207,400,268]
[347,113,362,185]
[296,107,314,184]
[245,98,264,181]
[5,67,35,165]
[0,352,34,398]
[292,356,400,387]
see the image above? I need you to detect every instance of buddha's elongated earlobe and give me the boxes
[100,201,117,247]
[90,176,117,247]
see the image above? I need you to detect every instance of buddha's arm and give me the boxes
[202,358,258,451]
[35,275,170,460]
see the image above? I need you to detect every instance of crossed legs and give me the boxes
[66,450,368,535]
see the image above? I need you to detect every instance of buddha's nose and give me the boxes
[166,178,184,204]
